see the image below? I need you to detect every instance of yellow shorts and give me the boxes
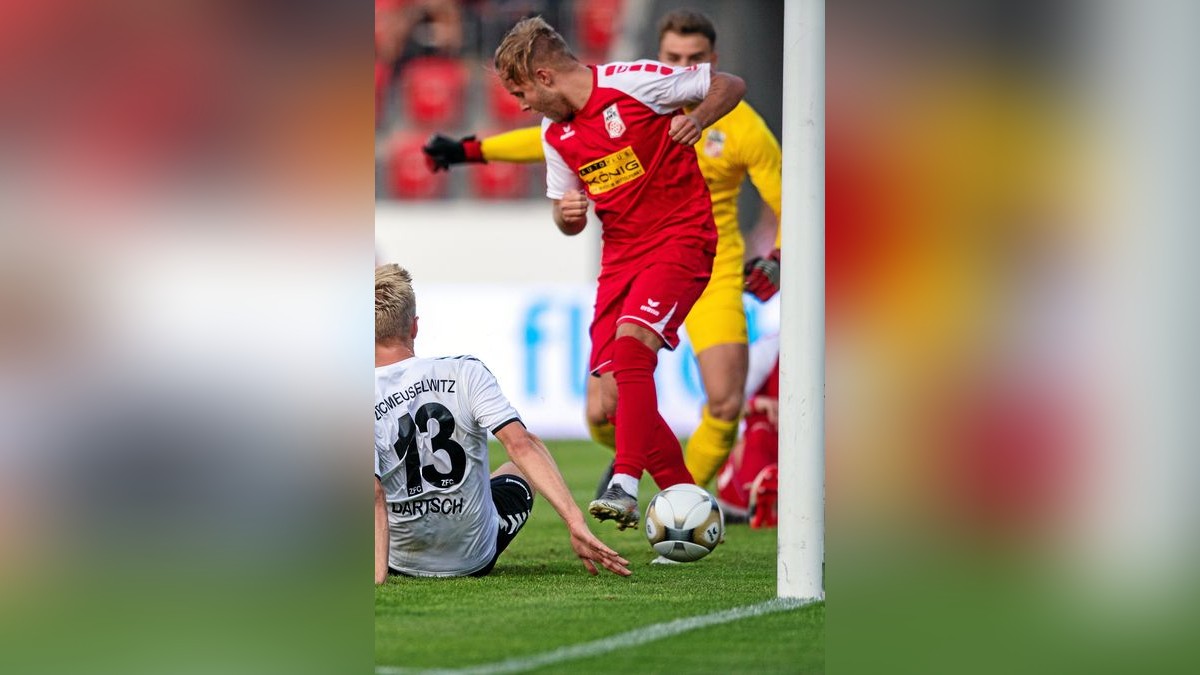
[684,244,747,354]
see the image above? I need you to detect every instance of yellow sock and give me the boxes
[685,406,741,486]
[588,419,616,452]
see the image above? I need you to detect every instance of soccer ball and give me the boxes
[644,484,724,562]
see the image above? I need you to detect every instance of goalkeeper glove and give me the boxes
[422,133,485,172]
[744,248,781,301]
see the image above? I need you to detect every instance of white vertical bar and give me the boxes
[777,0,825,602]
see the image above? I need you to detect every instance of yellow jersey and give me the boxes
[693,100,783,267]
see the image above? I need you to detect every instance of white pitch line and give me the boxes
[375,596,816,675]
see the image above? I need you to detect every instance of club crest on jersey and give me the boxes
[603,103,626,138]
[704,129,726,157]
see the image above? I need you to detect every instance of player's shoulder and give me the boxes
[432,354,494,375]
[718,100,767,132]
[432,354,483,363]
[596,59,702,85]
[716,101,778,154]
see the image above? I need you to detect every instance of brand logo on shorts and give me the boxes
[640,297,662,315]
[499,511,529,534]
[505,477,532,501]
[604,103,626,138]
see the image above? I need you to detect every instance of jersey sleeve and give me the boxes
[734,104,784,223]
[481,126,546,163]
[543,118,582,199]
[596,61,711,115]
[459,357,522,434]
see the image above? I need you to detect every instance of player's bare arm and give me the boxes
[669,71,746,145]
[552,190,589,236]
[494,423,631,577]
[375,477,388,585]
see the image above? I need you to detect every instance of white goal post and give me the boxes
[777,0,825,602]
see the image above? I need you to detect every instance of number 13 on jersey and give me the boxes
[387,402,467,496]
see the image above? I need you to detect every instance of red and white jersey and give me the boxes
[543,60,718,268]
[374,355,521,577]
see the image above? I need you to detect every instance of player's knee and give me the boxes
[615,322,662,350]
[707,390,745,422]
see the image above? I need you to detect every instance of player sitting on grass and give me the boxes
[374,264,630,581]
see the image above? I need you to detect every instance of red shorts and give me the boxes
[589,246,713,375]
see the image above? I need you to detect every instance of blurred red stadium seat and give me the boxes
[375,60,390,129]
[471,154,530,199]
[576,0,623,61]
[401,56,469,128]
[387,132,448,199]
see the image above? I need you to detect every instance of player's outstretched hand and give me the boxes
[744,248,781,301]
[668,113,703,146]
[568,522,631,576]
[422,133,484,172]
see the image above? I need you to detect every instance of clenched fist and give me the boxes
[556,189,589,235]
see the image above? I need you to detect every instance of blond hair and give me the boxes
[493,16,576,85]
[375,264,416,343]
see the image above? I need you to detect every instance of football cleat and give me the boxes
[748,464,779,529]
[588,484,640,530]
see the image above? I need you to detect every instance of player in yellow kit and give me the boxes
[423,10,782,490]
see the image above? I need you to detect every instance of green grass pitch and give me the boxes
[375,439,824,673]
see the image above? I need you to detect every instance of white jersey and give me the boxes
[374,355,521,577]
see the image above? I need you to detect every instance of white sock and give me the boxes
[609,473,639,497]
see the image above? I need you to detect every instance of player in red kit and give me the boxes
[493,17,746,529]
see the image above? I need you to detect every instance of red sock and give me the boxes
[735,415,779,493]
[645,414,694,488]
[612,336,693,488]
